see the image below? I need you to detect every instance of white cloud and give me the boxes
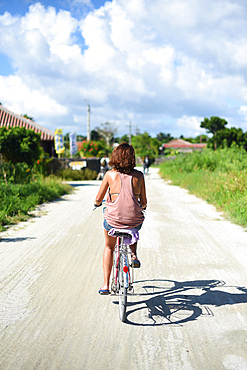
[21,4,72,44]
[177,115,204,137]
[0,0,247,137]
[238,106,247,130]
[0,75,68,117]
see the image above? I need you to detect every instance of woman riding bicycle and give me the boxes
[94,143,147,295]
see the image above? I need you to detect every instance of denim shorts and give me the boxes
[103,218,143,232]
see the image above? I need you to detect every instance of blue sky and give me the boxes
[1,0,247,138]
[0,0,106,16]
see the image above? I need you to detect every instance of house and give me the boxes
[162,139,207,153]
[0,105,55,156]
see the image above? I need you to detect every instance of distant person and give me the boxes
[97,154,110,180]
[143,155,151,174]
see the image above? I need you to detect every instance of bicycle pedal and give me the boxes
[130,261,141,268]
[111,284,118,293]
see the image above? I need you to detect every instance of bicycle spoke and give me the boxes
[118,254,127,322]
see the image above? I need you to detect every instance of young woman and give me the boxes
[94,143,147,295]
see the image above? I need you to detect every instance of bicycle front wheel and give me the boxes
[111,248,119,294]
[118,254,127,322]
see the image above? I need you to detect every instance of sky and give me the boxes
[1,0,247,139]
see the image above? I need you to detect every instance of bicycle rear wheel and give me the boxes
[111,247,119,293]
[118,254,127,321]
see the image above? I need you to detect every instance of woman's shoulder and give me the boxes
[105,169,119,180]
[132,169,144,178]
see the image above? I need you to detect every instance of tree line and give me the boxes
[67,117,247,160]
[1,116,247,173]
[200,116,247,150]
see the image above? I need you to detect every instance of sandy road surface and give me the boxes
[1,167,247,370]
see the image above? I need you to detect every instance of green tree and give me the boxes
[194,134,208,143]
[0,127,41,166]
[132,132,159,160]
[90,130,100,142]
[95,122,118,147]
[214,127,247,149]
[182,135,208,143]
[77,134,86,141]
[244,132,247,151]
[23,114,34,121]
[156,132,174,143]
[200,116,228,150]
[113,134,132,144]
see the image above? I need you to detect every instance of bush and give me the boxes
[0,127,41,166]
[78,140,100,157]
[0,177,72,231]
[162,146,247,173]
[56,168,97,180]
[159,147,247,227]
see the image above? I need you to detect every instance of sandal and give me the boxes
[131,258,141,268]
[98,288,110,295]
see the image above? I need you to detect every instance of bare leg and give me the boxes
[100,229,116,290]
[130,242,141,267]
[130,242,137,258]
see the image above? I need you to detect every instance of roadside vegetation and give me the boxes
[0,176,72,231]
[56,168,97,180]
[159,146,247,228]
[1,115,247,231]
[0,127,72,231]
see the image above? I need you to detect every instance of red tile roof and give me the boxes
[163,139,207,149]
[0,105,54,141]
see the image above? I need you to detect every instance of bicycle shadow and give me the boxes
[123,279,247,326]
[0,237,36,243]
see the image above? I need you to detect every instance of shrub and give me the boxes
[0,127,41,166]
[0,177,72,231]
[56,168,97,180]
[79,140,99,157]
[159,147,247,228]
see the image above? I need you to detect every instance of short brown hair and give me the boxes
[109,143,136,173]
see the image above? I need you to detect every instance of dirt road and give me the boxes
[1,168,247,369]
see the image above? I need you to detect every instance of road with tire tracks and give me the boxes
[1,167,247,369]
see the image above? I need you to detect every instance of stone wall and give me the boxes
[48,157,100,174]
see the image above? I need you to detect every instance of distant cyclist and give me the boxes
[143,155,151,174]
[97,154,110,180]
[94,143,147,295]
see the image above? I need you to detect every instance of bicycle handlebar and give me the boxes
[93,203,102,211]
[93,201,146,212]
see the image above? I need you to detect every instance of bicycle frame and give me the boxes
[113,237,131,288]
[111,232,136,321]
[112,237,133,290]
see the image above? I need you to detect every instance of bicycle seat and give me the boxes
[108,228,139,244]
[114,232,133,239]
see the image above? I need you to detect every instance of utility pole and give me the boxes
[87,103,91,141]
[129,121,132,145]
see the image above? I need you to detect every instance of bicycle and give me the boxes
[93,203,140,322]
[109,228,138,322]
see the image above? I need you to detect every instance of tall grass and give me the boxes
[0,176,72,231]
[56,168,97,180]
[159,147,247,228]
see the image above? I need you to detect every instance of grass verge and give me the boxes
[159,147,247,229]
[0,176,72,232]
[56,168,97,180]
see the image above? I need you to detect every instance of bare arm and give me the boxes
[140,174,147,209]
[94,172,110,205]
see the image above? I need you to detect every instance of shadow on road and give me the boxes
[66,183,100,187]
[123,279,247,326]
[0,237,36,243]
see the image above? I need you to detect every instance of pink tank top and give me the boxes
[104,172,144,229]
